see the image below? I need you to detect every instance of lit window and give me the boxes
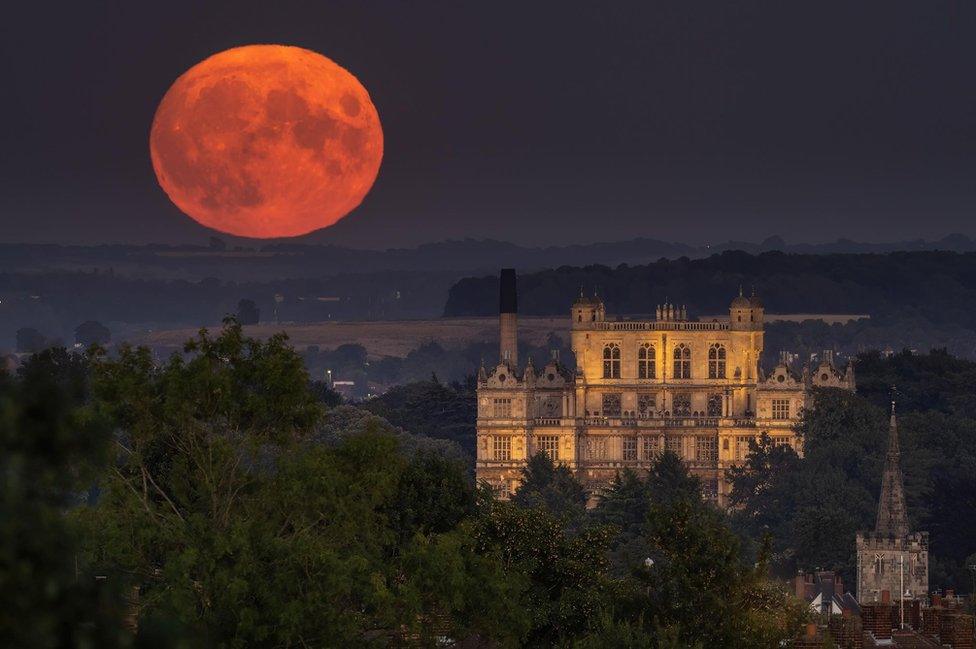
[673,344,691,379]
[493,436,511,461]
[638,393,656,418]
[708,344,726,379]
[695,435,717,463]
[602,393,621,417]
[640,436,660,461]
[772,399,790,419]
[638,342,656,379]
[734,435,753,461]
[493,398,512,418]
[666,435,683,457]
[538,435,559,461]
[603,343,621,378]
[707,393,723,417]
[623,437,637,461]
[672,393,691,417]
[585,438,607,460]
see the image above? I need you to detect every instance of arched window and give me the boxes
[673,343,691,379]
[638,342,656,379]
[603,343,621,378]
[708,343,727,379]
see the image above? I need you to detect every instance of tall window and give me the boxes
[666,435,683,457]
[734,435,753,461]
[707,393,723,417]
[673,343,691,379]
[603,343,621,378]
[601,393,621,417]
[493,398,512,418]
[493,436,511,461]
[623,437,637,461]
[586,438,607,460]
[537,435,559,461]
[695,435,717,463]
[772,399,790,419]
[708,344,727,379]
[672,393,691,417]
[638,393,656,418]
[640,436,660,461]
[638,343,656,379]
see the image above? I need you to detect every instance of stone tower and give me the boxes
[856,402,928,604]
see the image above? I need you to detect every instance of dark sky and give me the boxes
[2,1,974,248]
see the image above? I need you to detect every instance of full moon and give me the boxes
[150,45,383,238]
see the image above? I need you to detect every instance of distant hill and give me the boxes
[444,250,976,359]
[2,233,975,281]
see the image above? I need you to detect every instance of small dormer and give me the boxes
[809,350,854,389]
[763,362,800,389]
[539,358,568,388]
[487,363,521,388]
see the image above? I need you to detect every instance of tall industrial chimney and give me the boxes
[499,268,518,367]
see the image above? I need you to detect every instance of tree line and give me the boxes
[0,322,808,647]
[445,250,976,358]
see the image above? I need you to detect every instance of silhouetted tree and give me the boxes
[74,320,111,346]
[511,451,587,522]
[15,327,47,353]
[236,298,260,325]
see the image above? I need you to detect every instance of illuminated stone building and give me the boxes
[476,269,855,503]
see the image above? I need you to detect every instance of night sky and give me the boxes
[2,1,974,248]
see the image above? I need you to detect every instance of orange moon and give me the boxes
[150,45,383,238]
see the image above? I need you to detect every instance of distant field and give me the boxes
[134,317,568,358]
[134,313,868,358]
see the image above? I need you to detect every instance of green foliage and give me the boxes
[592,452,701,575]
[473,493,613,645]
[511,452,588,522]
[360,378,477,454]
[730,351,976,592]
[592,453,807,648]
[0,349,124,648]
[1,324,814,646]
[77,323,530,645]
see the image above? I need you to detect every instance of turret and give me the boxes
[730,286,763,330]
[572,289,605,327]
[499,268,518,367]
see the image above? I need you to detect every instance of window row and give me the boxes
[601,343,727,379]
[490,432,794,462]
[595,392,725,418]
[489,434,737,464]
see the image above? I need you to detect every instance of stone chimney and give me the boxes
[499,269,518,368]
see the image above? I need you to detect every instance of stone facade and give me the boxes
[856,405,929,604]
[475,270,856,503]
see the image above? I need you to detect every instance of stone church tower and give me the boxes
[856,403,928,603]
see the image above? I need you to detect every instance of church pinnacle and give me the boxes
[875,399,910,538]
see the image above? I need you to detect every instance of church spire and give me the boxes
[875,399,910,537]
